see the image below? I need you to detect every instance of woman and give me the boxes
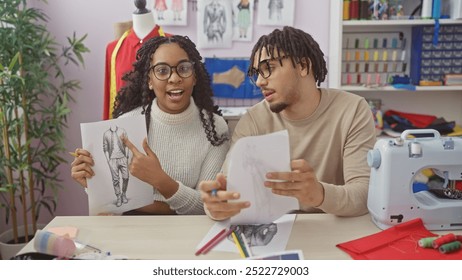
[71,35,230,215]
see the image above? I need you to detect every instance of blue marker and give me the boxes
[211,189,218,197]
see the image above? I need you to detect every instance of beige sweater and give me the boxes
[124,98,230,214]
[224,88,376,216]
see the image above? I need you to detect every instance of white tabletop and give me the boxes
[18,214,461,260]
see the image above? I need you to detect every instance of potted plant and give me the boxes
[0,0,89,259]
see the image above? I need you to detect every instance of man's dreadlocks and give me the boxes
[248,26,327,86]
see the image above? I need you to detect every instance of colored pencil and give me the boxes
[201,225,236,255]
[231,231,246,258]
[234,228,248,257]
[239,232,253,258]
[195,228,226,256]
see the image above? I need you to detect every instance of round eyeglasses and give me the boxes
[248,56,289,85]
[150,61,195,81]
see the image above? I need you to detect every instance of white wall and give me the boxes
[31,0,330,218]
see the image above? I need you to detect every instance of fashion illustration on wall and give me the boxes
[257,0,295,26]
[232,0,254,42]
[197,0,233,49]
[153,0,187,26]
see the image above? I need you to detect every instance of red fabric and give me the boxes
[384,110,437,128]
[337,219,462,259]
[103,26,170,120]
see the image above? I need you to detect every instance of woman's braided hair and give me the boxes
[113,35,228,146]
[248,26,327,86]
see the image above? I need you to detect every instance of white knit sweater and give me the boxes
[122,97,230,214]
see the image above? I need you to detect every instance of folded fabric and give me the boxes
[337,218,462,259]
[384,110,455,135]
[384,110,437,128]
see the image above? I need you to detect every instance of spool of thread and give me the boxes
[410,142,422,157]
[421,0,432,19]
[34,229,76,258]
[343,0,351,20]
[350,0,359,20]
[433,233,456,248]
[439,241,461,254]
[359,0,369,19]
[364,50,369,61]
[432,0,441,19]
[418,237,438,248]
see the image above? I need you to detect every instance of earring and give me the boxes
[149,84,153,90]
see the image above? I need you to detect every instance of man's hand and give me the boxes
[264,159,324,208]
[199,173,250,220]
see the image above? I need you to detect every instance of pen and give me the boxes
[69,152,78,157]
[195,228,226,256]
[211,189,217,197]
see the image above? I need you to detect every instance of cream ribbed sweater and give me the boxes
[123,98,230,214]
[224,88,376,216]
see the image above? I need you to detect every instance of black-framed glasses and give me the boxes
[248,56,289,85]
[150,60,195,81]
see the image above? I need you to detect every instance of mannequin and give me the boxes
[132,0,156,40]
[103,0,168,120]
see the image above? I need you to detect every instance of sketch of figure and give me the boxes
[268,0,283,20]
[103,125,129,207]
[228,224,278,247]
[203,0,227,42]
[171,0,184,21]
[243,143,276,222]
[154,0,168,20]
[237,0,251,38]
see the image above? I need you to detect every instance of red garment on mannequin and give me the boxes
[103,25,167,120]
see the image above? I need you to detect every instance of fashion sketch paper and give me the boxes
[152,0,188,26]
[257,0,295,26]
[232,0,254,42]
[196,214,296,256]
[197,0,233,49]
[81,115,154,215]
[227,130,298,224]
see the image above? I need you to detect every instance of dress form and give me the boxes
[132,0,156,39]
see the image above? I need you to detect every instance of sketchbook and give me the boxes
[80,115,153,215]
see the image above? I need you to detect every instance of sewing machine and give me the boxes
[367,129,462,230]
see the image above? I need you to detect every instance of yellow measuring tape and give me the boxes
[109,27,165,118]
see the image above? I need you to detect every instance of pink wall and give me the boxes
[32,0,330,218]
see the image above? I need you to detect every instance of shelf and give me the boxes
[343,19,462,27]
[341,85,462,92]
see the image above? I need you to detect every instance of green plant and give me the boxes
[0,0,89,243]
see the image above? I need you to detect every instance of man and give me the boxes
[200,26,376,220]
